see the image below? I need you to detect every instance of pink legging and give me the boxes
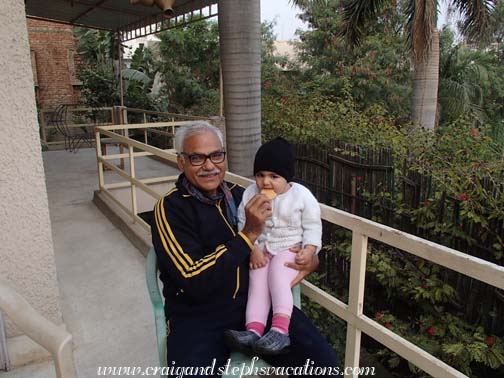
[246,249,298,327]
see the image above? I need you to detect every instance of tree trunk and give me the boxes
[411,30,440,130]
[218,0,261,177]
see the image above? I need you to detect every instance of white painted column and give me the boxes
[0,0,64,366]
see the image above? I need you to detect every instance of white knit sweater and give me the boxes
[238,182,322,254]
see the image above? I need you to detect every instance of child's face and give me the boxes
[255,171,290,195]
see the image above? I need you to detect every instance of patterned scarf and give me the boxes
[180,175,238,228]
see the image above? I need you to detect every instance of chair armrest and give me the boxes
[293,284,301,309]
[146,248,168,376]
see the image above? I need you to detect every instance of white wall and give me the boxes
[0,0,62,337]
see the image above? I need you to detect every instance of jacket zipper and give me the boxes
[216,200,240,299]
[233,267,240,299]
[216,200,236,235]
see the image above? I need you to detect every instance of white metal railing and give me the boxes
[0,280,76,378]
[94,123,504,378]
[40,106,114,148]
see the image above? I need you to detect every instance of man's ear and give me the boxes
[177,155,185,171]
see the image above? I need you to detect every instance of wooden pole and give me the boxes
[118,32,124,107]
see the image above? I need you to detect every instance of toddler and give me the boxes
[225,137,321,355]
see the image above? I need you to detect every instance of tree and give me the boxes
[292,0,495,130]
[75,28,155,109]
[155,18,220,113]
[293,0,411,118]
[219,0,262,177]
[342,0,496,130]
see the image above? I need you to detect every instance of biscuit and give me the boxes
[260,189,277,200]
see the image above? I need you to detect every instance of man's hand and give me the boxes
[285,251,319,287]
[241,194,272,243]
[250,246,269,270]
[295,245,317,265]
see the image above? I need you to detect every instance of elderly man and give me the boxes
[152,121,339,376]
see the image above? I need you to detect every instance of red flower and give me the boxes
[384,322,392,329]
[427,326,436,336]
[280,96,289,103]
[356,176,363,182]
[458,193,469,201]
[375,312,383,319]
[421,283,428,289]
[486,336,496,346]
[470,129,479,137]
[423,199,431,207]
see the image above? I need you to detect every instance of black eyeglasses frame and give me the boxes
[178,150,226,166]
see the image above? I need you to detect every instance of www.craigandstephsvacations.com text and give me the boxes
[97,357,376,377]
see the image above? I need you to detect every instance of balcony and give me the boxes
[2,120,504,378]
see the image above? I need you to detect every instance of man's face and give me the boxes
[177,131,226,196]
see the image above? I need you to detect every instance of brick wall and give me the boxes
[27,19,81,110]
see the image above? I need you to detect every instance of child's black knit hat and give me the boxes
[253,137,294,182]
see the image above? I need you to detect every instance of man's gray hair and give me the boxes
[174,121,224,153]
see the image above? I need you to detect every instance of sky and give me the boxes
[260,0,307,41]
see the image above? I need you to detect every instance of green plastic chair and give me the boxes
[146,247,301,378]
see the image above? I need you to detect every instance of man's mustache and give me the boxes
[197,170,220,177]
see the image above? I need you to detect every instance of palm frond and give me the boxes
[451,0,495,39]
[406,0,437,63]
[339,0,389,46]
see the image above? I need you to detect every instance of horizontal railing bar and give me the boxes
[125,108,206,120]
[301,281,467,378]
[41,106,113,113]
[97,129,178,163]
[99,159,161,200]
[98,121,200,131]
[101,151,153,160]
[320,204,504,290]
[301,280,349,321]
[103,176,179,190]
[357,316,466,378]
[146,128,174,137]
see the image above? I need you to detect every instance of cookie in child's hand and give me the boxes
[260,189,277,200]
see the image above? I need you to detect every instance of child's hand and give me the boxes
[295,245,316,265]
[250,246,269,270]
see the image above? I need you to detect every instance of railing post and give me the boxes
[344,231,368,377]
[143,113,148,144]
[95,129,104,188]
[122,107,128,126]
[129,145,137,223]
[40,109,48,148]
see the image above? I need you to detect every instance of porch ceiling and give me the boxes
[25,0,218,40]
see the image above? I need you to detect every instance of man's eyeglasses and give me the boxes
[179,151,226,166]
